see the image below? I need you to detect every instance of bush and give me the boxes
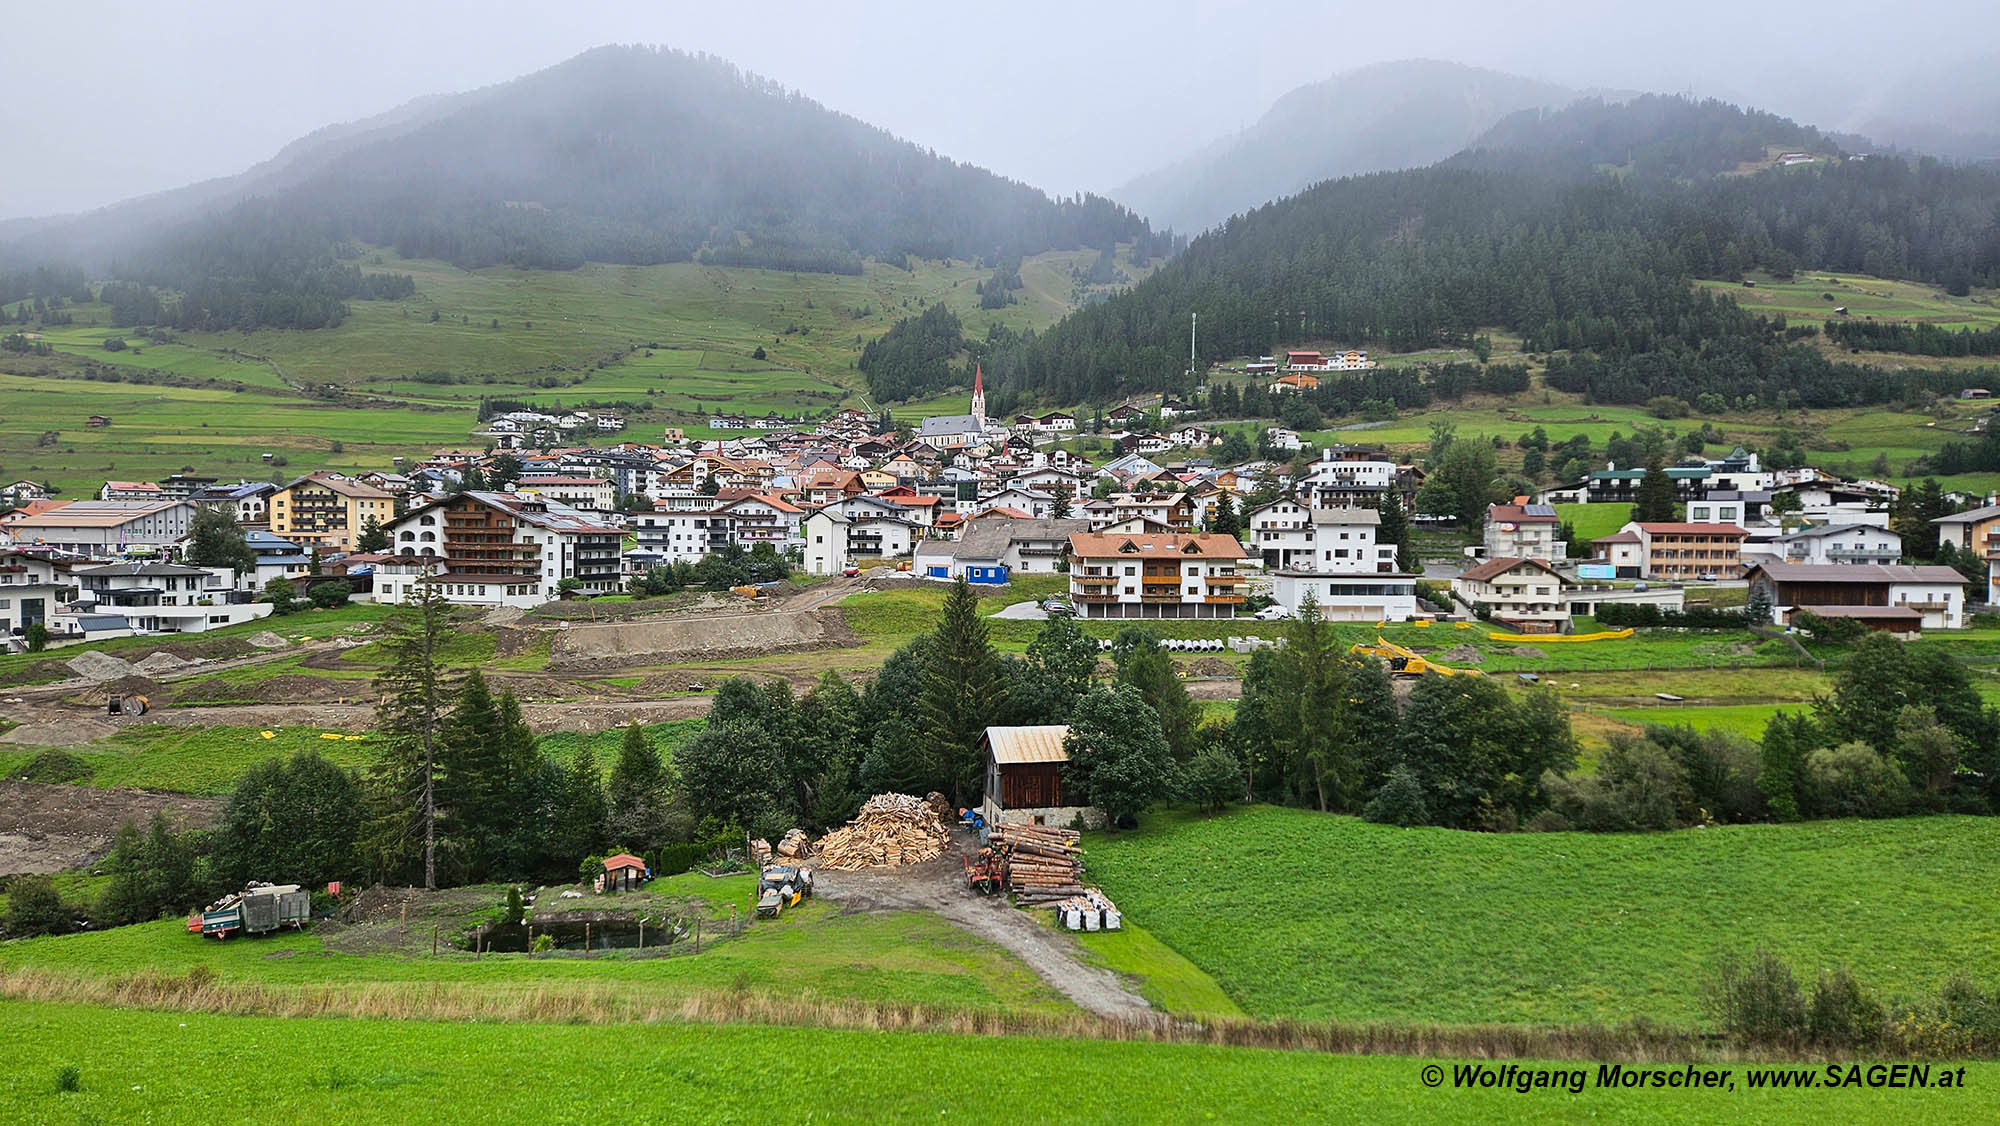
[1806,742,1911,818]
[1808,966,1885,1049]
[1362,764,1430,827]
[306,580,351,609]
[1707,948,1809,1048]
[3,874,71,937]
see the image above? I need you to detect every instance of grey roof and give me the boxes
[76,562,207,577]
[951,518,1094,562]
[1749,562,1965,585]
[1933,504,2000,525]
[917,415,986,437]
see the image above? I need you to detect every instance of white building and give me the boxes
[1482,503,1567,561]
[70,561,274,634]
[1451,557,1570,633]
[1267,571,1421,623]
[1245,502,1395,573]
[0,500,198,555]
[1745,562,1968,632]
[1065,531,1247,618]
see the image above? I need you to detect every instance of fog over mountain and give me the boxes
[3,1,1996,223]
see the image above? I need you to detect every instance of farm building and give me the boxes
[979,725,1104,830]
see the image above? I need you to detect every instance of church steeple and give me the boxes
[971,364,987,423]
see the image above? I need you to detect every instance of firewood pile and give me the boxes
[991,824,1085,902]
[809,793,952,870]
[774,828,811,860]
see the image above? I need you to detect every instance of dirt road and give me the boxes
[817,831,1154,1024]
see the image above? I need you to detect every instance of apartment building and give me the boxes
[269,473,396,552]
[1065,532,1247,619]
[1246,502,1396,572]
[381,491,623,607]
[1622,521,1749,581]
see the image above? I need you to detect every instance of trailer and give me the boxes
[187,883,310,940]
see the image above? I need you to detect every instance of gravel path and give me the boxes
[817,831,1154,1023]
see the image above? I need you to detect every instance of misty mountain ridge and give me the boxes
[0,44,1167,331]
[1111,59,1583,235]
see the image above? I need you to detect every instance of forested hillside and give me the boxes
[0,46,1172,333]
[967,97,2000,412]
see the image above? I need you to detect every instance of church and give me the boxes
[916,365,1005,450]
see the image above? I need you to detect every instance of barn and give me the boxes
[979,725,1105,830]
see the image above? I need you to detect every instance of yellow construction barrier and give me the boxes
[1486,628,1635,643]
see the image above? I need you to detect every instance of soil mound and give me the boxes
[65,651,136,682]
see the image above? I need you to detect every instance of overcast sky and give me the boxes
[0,0,1988,219]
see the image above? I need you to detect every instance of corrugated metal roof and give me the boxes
[985,725,1071,764]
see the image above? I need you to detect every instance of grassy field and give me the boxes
[1697,271,2000,332]
[0,246,1153,496]
[0,719,704,795]
[1086,806,1999,1026]
[13,1004,1990,1123]
[0,895,1071,1016]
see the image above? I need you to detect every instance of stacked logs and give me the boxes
[810,793,952,870]
[992,824,1085,903]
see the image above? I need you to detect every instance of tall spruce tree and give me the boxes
[606,722,672,850]
[920,578,1004,804]
[365,581,456,888]
[1635,453,1678,523]
[1375,488,1415,572]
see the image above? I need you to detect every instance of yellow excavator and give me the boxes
[1349,637,1481,677]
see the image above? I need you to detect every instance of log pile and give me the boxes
[773,828,811,861]
[810,793,952,870]
[991,824,1085,903]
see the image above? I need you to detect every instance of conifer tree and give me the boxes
[365,581,456,887]
[920,578,1004,804]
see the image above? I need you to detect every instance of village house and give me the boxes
[1452,557,1571,633]
[1065,531,1246,619]
[1482,502,1567,561]
[914,517,1089,583]
[1246,501,1396,572]
[0,500,198,556]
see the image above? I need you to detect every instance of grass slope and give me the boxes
[1086,807,2000,1026]
[3,1003,1991,1123]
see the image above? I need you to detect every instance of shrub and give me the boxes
[1808,966,1885,1049]
[1806,742,1911,818]
[306,579,352,609]
[1362,764,1430,827]
[1707,947,1808,1048]
[3,874,70,937]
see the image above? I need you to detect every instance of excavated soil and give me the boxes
[0,781,223,875]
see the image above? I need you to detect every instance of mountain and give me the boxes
[2,45,1167,330]
[1110,60,1578,236]
[973,96,2000,413]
